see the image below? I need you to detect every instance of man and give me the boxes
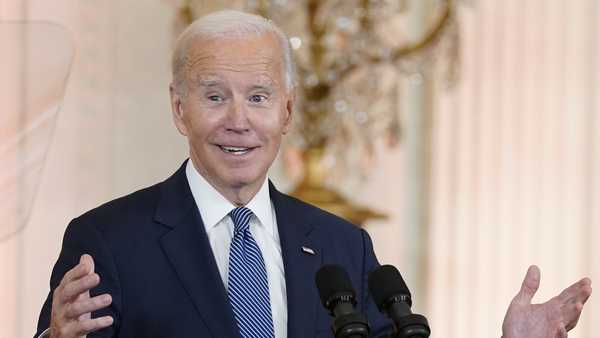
[35,10,591,338]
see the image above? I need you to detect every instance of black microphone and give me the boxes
[368,265,430,338]
[315,264,370,338]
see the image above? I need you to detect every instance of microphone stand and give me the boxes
[376,312,430,338]
[389,314,430,338]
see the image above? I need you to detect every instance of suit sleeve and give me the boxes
[359,229,394,337]
[34,216,122,338]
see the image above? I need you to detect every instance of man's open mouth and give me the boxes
[218,145,256,155]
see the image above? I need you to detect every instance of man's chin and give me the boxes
[222,172,265,190]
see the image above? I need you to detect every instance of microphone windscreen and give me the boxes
[368,265,412,312]
[315,264,356,308]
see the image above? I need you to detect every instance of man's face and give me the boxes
[170,33,293,194]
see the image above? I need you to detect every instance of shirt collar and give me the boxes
[185,160,275,236]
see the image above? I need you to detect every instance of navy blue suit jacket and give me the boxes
[35,161,392,337]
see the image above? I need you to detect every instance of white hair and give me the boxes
[171,10,296,93]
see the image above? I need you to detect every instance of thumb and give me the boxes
[514,265,541,305]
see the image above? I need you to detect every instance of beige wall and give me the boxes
[1,0,186,335]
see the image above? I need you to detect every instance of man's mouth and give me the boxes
[218,145,255,155]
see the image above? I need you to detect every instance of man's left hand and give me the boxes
[502,265,592,338]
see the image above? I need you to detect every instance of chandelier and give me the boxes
[170,0,463,224]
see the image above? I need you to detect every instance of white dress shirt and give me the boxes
[186,161,288,338]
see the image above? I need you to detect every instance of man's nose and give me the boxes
[225,99,250,132]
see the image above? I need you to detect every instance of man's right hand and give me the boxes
[49,254,114,338]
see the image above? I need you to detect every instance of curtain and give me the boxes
[427,1,599,337]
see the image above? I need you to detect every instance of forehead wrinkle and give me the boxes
[188,63,283,90]
[193,56,277,71]
[186,55,274,69]
[182,34,287,88]
[190,73,280,94]
[184,53,213,72]
[186,46,282,69]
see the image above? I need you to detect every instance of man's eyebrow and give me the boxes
[249,84,274,92]
[197,79,222,87]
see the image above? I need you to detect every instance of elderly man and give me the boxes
[35,10,591,338]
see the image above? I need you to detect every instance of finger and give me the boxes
[60,255,94,286]
[80,254,95,274]
[65,293,112,319]
[558,278,593,307]
[513,265,541,305]
[561,289,588,331]
[576,278,592,305]
[63,315,114,336]
[59,273,100,302]
[564,302,583,331]
[77,292,92,321]
[557,323,568,338]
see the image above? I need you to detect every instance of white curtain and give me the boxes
[427,1,600,337]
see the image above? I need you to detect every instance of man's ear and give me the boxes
[169,83,188,136]
[282,90,295,135]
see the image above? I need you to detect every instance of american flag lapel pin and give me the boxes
[301,246,316,255]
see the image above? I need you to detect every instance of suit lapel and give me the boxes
[270,182,322,338]
[155,162,241,338]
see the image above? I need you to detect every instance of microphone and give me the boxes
[368,265,430,338]
[315,264,370,338]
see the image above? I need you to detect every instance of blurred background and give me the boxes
[1,0,598,337]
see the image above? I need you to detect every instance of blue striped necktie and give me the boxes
[227,207,275,338]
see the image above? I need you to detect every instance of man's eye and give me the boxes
[208,95,223,102]
[249,95,267,103]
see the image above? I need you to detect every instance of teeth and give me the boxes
[220,146,251,154]
[223,146,248,151]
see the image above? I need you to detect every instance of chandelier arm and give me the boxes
[255,0,270,18]
[336,0,454,83]
[358,0,374,32]
[306,0,330,80]
[179,0,195,25]
[325,0,375,87]
[388,0,454,61]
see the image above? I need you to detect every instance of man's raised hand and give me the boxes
[50,254,113,338]
[502,265,592,338]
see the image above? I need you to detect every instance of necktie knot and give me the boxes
[230,207,253,234]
